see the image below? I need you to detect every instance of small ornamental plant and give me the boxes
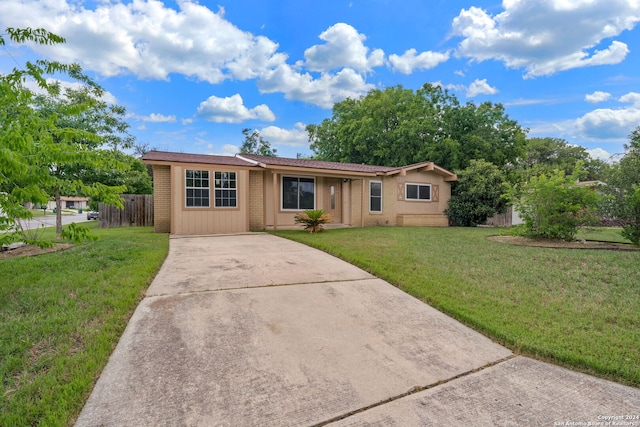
[294,209,333,233]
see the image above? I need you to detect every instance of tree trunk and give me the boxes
[55,187,62,240]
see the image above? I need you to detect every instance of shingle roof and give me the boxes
[142,151,456,180]
[237,154,396,173]
[142,151,255,167]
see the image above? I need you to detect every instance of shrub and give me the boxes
[509,170,600,240]
[445,159,508,226]
[621,185,640,246]
[294,209,333,233]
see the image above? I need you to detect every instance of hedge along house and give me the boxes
[142,151,457,235]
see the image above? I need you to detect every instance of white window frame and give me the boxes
[281,175,316,211]
[185,169,210,208]
[214,171,237,208]
[405,183,432,201]
[369,180,383,213]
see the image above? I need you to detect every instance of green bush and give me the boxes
[509,170,600,240]
[621,185,640,246]
[445,159,508,226]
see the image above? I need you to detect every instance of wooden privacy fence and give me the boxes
[99,194,153,228]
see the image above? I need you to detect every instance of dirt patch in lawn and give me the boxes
[0,243,74,259]
[488,235,640,251]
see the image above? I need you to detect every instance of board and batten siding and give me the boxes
[171,165,250,234]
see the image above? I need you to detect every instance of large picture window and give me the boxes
[185,170,210,207]
[214,171,237,208]
[405,183,431,201]
[282,176,315,210]
[370,181,382,212]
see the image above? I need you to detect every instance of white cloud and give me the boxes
[0,0,284,84]
[303,23,384,73]
[136,113,177,123]
[575,107,640,140]
[504,98,557,107]
[441,79,498,98]
[208,144,239,157]
[260,123,309,147]
[0,2,381,109]
[585,91,612,103]
[196,94,276,123]
[586,147,613,162]
[466,78,498,97]
[388,49,450,74]
[451,1,640,77]
[182,118,194,125]
[258,65,373,109]
[619,92,640,106]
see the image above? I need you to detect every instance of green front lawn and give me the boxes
[578,227,630,244]
[273,227,640,387]
[0,223,169,426]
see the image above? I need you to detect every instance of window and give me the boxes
[214,171,237,208]
[186,170,210,207]
[370,181,382,212]
[282,176,315,210]
[405,183,431,201]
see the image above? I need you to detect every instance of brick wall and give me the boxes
[152,165,171,233]
[397,214,449,226]
[249,170,264,230]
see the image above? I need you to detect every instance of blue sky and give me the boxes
[2,0,640,163]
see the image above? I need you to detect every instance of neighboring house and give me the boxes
[142,151,457,235]
[47,196,90,210]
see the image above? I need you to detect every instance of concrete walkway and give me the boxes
[75,233,640,426]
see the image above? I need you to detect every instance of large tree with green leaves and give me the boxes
[511,137,609,183]
[30,85,137,237]
[0,27,126,244]
[602,127,640,245]
[307,83,527,171]
[240,128,277,156]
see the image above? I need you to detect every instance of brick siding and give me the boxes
[153,165,171,233]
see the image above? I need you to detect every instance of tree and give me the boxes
[32,85,135,237]
[0,27,125,244]
[511,137,609,182]
[307,83,527,171]
[86,153,153,211]
[602,126,640,245]
[445,160,508,226]
[240,128,277,156]
[509,170,601,240]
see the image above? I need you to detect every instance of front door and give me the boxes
[323,178,342,223]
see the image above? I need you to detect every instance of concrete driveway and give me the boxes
[75,233,640,426]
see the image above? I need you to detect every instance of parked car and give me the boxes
[87,211,99,220]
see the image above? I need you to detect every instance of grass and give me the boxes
[0,222,169,426]
[28,209,78,218]
[273,226,640,387]
[578,226,630,243]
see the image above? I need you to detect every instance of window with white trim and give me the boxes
[214,171,237,208]
[282,176,315,210]
[185,170,210,207]
[370,181,382,212]
[405,183,431,201]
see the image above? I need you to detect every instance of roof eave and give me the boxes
[261,164,378,177]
